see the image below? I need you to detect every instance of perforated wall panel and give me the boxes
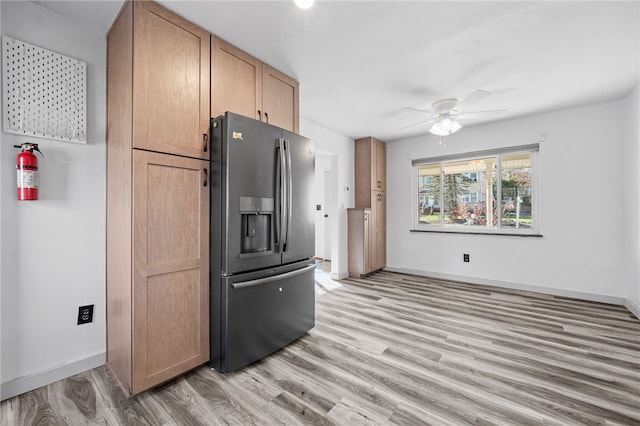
[2,36,86,143]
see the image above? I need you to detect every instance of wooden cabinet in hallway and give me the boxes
[349,136,387,277]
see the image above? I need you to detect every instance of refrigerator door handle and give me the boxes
[276,138,287,251]
[231,264,315,289]
[283,139,293,252]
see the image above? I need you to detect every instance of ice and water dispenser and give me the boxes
[239,196,274,255]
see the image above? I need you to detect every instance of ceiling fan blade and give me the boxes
[456,109,508,119]
[453,90,491,112]
[395,118,437,131]
[402,106,434,114]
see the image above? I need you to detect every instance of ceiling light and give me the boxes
[294,0,315,9]
[429,116,462,136]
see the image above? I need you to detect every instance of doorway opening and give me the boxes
[314,152,337,264]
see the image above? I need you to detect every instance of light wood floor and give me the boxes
[2,270,640,425]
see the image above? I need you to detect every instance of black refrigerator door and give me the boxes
[281,130,315,265]
[221,113,284,274]
[220,260,315,373]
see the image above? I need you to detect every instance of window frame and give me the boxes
[412,144,540,236]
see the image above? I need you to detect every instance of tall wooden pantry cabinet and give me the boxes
[106,0,210,395]
[348,137,387,277]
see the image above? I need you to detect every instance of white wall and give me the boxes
[1,1,106,399]
[300,118,354,279]
[387,100,628,303]
[623,84,640,315]
[0,0,3,400]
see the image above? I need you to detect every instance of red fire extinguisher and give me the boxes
[14,143,43,201]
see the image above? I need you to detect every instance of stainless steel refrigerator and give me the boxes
[209,112,315,373]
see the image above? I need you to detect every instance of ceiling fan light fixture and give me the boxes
[429,117,462,136]
[294,0,315,9]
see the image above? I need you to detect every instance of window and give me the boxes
[461,192,479,203]
[462,172,478,182]
[413,145,538,234]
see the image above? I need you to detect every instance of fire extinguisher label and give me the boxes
[17,170,38,188]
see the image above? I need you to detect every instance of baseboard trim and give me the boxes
[624,298,640,320]
[384,266,626,306]
[331,271,349,280]
[1,352,105,401]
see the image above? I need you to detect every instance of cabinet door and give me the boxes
[348,209,371,277]
[370,139,379,192]
[371,191,386,271]
[211,36,262,121]
[354,138,372,208]
[370,139,386,192]
[364,210,372,273]
[132,150,209,394]
[262,64,299,133]
[376,140,386,192]
[133,1,210,160]
[377,192,386,269]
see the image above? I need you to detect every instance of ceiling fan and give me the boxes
[399,90,507,136]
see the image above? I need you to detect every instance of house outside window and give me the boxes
[413,145,538,234]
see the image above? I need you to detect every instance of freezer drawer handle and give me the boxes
[231,264,315,290]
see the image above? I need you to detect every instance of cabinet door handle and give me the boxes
[258,110,262,121]
[203,168,208,187]
[265,112,269,123]
[203,133,208,152]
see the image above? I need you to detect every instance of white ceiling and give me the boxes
[33,0,639,142]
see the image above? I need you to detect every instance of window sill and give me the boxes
[410,229,543,238]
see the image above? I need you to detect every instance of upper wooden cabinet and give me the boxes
[355,137,387,208]
[212,36,299,133]
[211,37,262,123]
[131,1,210,159]
[262,64,299,133]
[372,139,386,192]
